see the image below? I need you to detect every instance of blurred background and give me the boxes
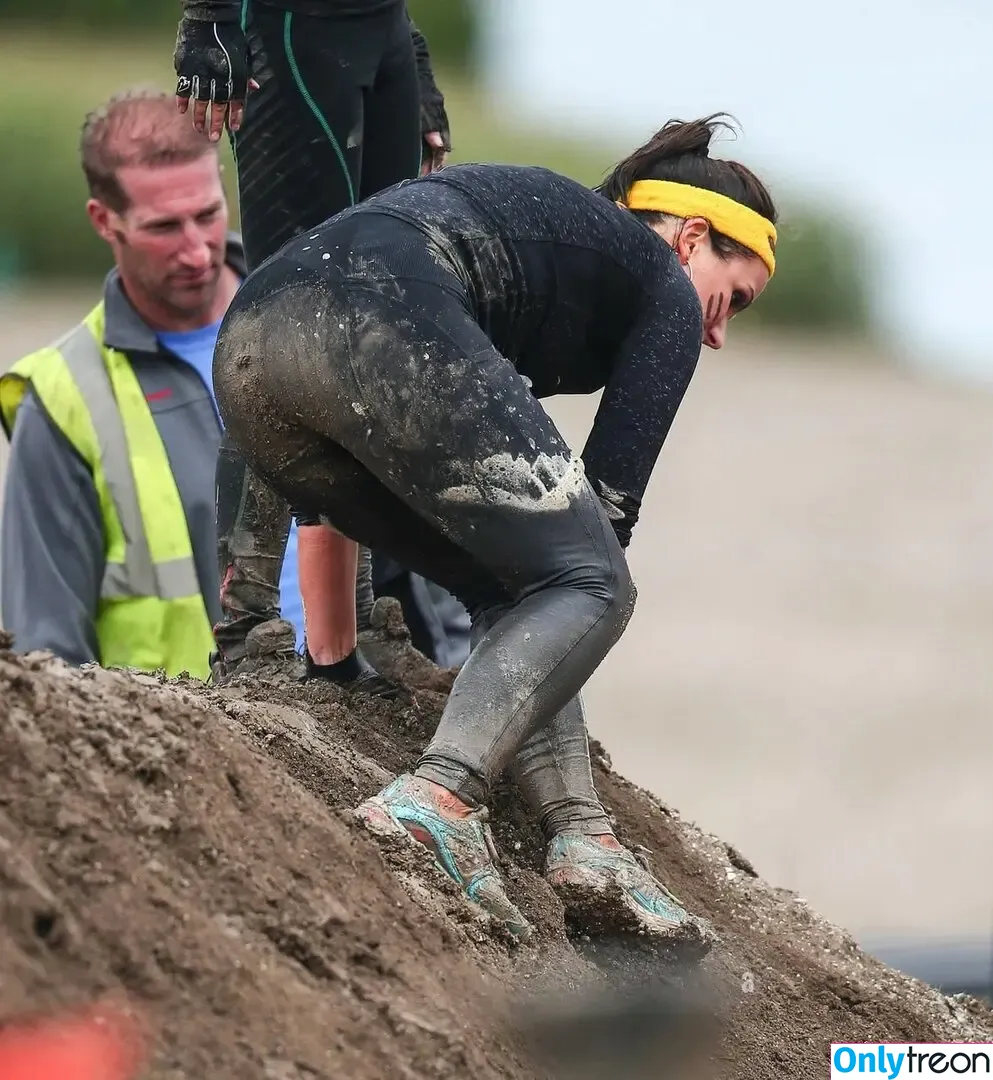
[0,0,990,997]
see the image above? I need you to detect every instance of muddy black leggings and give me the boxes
[213,246,633,825]
[214,0,421,658]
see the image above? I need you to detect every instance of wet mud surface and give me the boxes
[2,635,991,1078]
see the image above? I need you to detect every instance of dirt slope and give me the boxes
[6,306,993,941]
[1,633,991,1080]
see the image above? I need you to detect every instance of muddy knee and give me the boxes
[562,539,636,647]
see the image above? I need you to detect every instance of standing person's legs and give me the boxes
[214,4,396,673]
[235,5,369,274]
[357,3,421,199]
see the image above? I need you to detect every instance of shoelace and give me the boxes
[623,854,687,909]
[475,813,503,866]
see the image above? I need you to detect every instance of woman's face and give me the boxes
[654,217,770,350]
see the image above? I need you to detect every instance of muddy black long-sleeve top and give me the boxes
[342,164,705,544]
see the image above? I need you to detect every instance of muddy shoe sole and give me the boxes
[352,798,412,841]
[549,870,716,958]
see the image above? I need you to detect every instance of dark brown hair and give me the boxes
[599,114,778,261]
[80,88,217,212]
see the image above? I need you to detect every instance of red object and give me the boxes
[145,389,173,402]
[0,1001,147,1080]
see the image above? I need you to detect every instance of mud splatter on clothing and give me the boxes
[212,162,701,807]
[263,163,704,543]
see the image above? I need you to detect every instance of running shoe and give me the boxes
[546,831,709,947]
[355,773,533,942]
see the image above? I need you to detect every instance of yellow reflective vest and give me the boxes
[0,302,215,680]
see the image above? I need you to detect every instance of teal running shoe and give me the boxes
[355,774,533,942]
[546,832,710,948]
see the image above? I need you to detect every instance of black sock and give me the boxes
[305,648,367,682]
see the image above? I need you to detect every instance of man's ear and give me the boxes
[86,198,117,245]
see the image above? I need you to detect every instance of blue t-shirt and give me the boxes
[157,319,305,651]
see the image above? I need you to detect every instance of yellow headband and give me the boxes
[624,180,777,278]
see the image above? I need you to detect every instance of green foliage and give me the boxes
[0,0,177,31]
[740,207,872,335]
[0,104,107,280]
[0,0,479,55]
[0,30,873,339]
[406,0,477,72]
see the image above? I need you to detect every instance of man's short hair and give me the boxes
[81,87,217,213]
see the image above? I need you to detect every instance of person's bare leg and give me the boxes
[298,524,358,663]
[297,524,402,696]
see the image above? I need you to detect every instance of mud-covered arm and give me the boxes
[581,270,702,548]
[0,389,103,666]
[407,12,451,152]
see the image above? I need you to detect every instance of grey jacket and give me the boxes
[0,239,246,665]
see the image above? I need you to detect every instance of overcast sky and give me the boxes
[477,0,991,383]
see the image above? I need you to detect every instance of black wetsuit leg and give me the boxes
[235,3,420,268]
[212,260,637,807]
[509,695,613,836]
[214,1,420,662]
[470,604,614,836]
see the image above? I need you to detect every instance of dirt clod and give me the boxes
[1,649,990,1079]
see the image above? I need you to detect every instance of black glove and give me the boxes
[174,2,251,139]
[408,19,451,169]
[301,646,404,699]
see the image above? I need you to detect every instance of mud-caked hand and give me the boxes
[174,10,252,142]
[419,94,451,175]
[409,18,451,175]
[590,477,639,550]
[302,647,405,699]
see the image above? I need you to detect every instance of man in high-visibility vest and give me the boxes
[0,88,306,680]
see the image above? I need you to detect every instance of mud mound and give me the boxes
[1,642,991,1079]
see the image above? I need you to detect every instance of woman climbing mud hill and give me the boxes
[212,114,778,943]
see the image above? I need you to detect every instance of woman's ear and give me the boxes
[673,216,711,266]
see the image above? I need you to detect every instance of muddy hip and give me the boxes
[212,259,611,588]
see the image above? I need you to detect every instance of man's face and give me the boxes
[87,155,229,326]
